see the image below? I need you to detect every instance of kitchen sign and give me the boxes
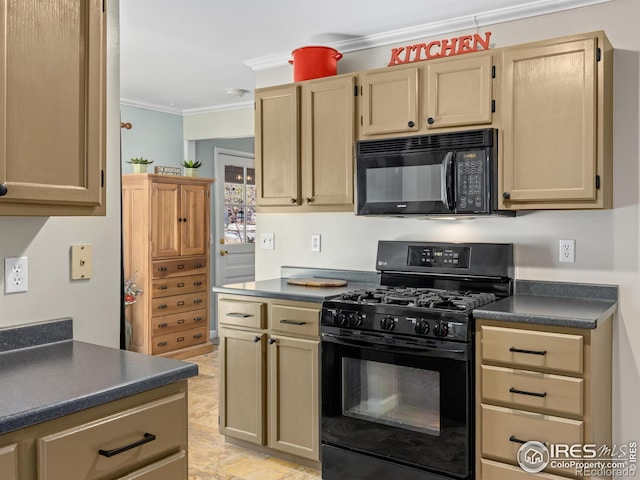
[388,32,492,66]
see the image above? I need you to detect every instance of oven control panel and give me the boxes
[407,245,470,269]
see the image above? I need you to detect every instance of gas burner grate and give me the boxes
[339,287,496,311]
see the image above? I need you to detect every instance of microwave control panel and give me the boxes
[456,151,487,212]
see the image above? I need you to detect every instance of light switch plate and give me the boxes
[260,233,274,250]
[71,245,93,279]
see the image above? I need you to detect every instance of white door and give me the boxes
[214,147,256,286]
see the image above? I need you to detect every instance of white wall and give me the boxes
[254,0,640,449]
[183,107,254,140]
[0,0,121,348]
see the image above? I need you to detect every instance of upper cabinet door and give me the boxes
[501,38,597,204]
[180,184,209,256]
[425,55,494,129]
[0,0,105,210]
[151,183,181,259]
[359,68,419,137]
[301,75,355,207]
[255,85,300,207]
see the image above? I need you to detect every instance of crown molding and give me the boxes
[120,98,253,116]
[120,98,184,115]
[244,0,611,71]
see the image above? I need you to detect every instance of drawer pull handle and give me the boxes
[158,286,168,290]
[177,336,185,342]
[509,387,547,398]
[194,281,203,286]
[158,323,168,328]
[509,435,529,445]
[227,312,252,318]
[509,347,547,356]
[157,267,168,272]
[157,342,168,347]
[157,304,168,309]
[194,263,204,268]
[194,299,203,304]
[269,338,276,345]
[177,283,185,287]
[178,319,185,324]
[177,264,185,270]
[193,333,203,339]
[280,319,306,326]
[98,432,157,458]
[194,316,203,321]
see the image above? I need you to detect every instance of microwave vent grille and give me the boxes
[357,129,494,156]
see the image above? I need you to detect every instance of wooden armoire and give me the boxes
[122,174,215,359]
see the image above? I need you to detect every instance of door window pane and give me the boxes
[224,166,256,244]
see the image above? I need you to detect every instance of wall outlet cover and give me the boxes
[559,239,576,263]
[5,256,28,294]
[311,234,321,252]
[260,233,274,250]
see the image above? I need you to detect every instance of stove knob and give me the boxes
[333,310,349,327]
[380,316,395,331]
[348,312,363,328]
[433,321,449,337]
[414,321,429,335]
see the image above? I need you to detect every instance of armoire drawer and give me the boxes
[38,393,186,480]
[152,309,207,336]
[151,292,207,317]
[152,327,207,355]
[218,298,266,329]
[152,274,207,298]
[152,257,207,279]
[481,325,584,374]
[481,364,584,416]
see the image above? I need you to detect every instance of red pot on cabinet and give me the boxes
[289,46,343,82]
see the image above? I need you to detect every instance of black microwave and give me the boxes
[355,128,513,217]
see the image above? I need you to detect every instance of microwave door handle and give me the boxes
[441,152,454,210]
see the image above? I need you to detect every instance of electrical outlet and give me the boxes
[260,232,274,250]
[311,234,321,252]
[5,257,28,294]
[559,239,576,263]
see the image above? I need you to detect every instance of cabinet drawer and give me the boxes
[152,257,207,279]
[270,304,320,338]
[482,365,583,416]
[219,298,265,329]
[152,309,207,336]
[117,451,186,480]
[152,274,207,298]
[152,292,207,317]
[481,458,569,480]
[481,404,583,472]
[0,443,17,480]
[152,326,207,355]
[38,393,187,480]
[481,326,583,373]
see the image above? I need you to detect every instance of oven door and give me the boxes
[356,150,455,215]
[321,331,472,479]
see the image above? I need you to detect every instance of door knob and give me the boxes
[220,250,229,256]
[219,238,225,244]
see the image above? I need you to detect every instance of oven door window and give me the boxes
[342,358,441,436]
[322,339,470,477]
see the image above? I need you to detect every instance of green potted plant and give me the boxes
[181,159,202,177]
[127,157,154,174]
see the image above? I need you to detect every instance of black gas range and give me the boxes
[321,241,513,480]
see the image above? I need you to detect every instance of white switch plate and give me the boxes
[5,256,28,294]
[311,234,321,252]
[559,239,576,263]
[260,232,274,250]
[71,245,93,280]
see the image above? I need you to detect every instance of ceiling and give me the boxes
[119,0,608,114]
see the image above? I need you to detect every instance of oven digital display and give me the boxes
[407,246,470,268]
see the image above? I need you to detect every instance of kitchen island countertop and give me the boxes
[0,319,197,435]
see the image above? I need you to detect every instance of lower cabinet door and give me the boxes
[0,443,17,480]
[117,451,187,480]
[219,328,266,445]
[481,458,571,480]
[267,335,320,461]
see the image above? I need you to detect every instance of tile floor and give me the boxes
[186,349,321,480]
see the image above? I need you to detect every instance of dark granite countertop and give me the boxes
[0,319,197,435]
[473,280,618,329]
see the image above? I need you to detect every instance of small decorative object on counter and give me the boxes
[181,159,202,177]
[127,157,154,174]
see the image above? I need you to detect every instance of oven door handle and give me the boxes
[321,333,468,360]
